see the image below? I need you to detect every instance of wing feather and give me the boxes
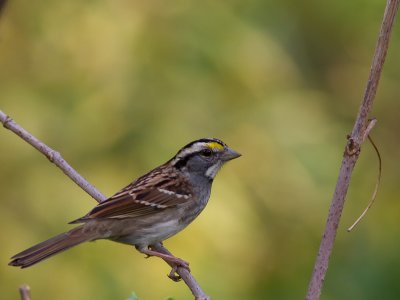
[71,166,192,223]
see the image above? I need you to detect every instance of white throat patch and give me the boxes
[205,161,223,179]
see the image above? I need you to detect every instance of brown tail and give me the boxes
[9,226,93,268]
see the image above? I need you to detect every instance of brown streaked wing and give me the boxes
[71,171,192,222]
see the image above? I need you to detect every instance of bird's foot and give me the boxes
[166,257,191,281]
[136,245,190,281]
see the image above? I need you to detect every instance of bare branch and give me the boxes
[306,1,399,299]
[0,110,210,299]
[0,111,106,203]
[19,284,31,300]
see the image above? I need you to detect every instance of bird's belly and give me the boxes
[113,219,187,246]
[103,199,209,247]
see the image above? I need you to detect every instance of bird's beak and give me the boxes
[222,147,241,161]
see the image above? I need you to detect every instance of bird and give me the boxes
[9,138,240,278]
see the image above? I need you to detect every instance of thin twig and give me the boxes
[306,1,399,299]
[347,135,382,232]
[19,284,31,300]
[0,110,210,300]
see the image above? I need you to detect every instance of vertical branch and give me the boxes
[351,1,399,140]
[306,1,400,299]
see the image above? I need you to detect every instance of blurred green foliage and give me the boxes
[1,0,400,299]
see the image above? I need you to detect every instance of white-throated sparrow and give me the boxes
[9,138,240,277]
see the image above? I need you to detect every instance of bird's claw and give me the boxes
[168,267,182,282]
[167,258,190,282]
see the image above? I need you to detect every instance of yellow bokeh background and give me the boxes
[1,1,400,299]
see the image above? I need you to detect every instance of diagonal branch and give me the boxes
[152,243,211,300]
[0,110,210,300]
[306,1,399,299]
[0,111,106,203]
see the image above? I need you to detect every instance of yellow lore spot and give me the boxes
[207,142,224,150]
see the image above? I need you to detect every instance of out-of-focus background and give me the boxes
[1,1,400,299]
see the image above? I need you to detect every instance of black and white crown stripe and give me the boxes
[171,138,226,167]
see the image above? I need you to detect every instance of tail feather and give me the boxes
[9,226,92,268]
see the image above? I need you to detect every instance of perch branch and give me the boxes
[152,243,211,300]
[306,1,399,299]
[0,110,210,300]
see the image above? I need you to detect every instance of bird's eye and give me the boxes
[201,149,212,157]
